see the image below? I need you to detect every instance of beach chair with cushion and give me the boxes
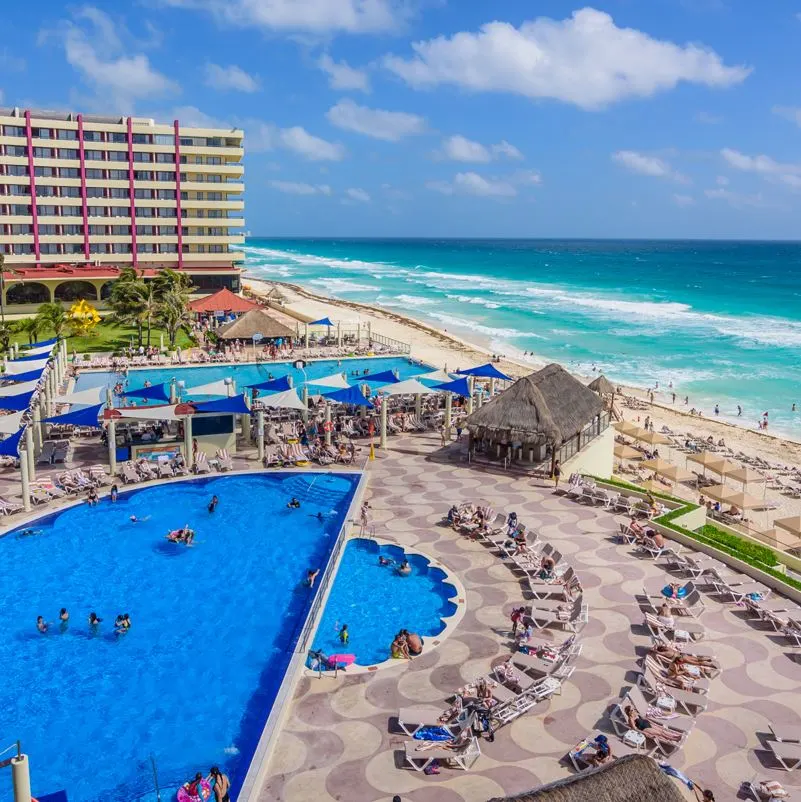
[121,462,140,484]
[568,732,644,771]
[89,465,112,485]
[217,449,234,472]
[194,452,211,474]
[637,665,709,716]
[36,442,56,465]
[610,688,691,757]
[0,496,24,515]
[491,676,563,729]
[644,612,705,642]
[771,723,801,743]
[396,707,473,738]
[712,578,772,604]
[770,740,801,771]
[157,458,174,479]
[30,486,51,505]
[742,778,792,801]
[403,735,481,772]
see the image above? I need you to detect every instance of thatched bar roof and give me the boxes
[487,754,685,802]
[465,363,603,445]
[588,375,616,395]
[217,309,295,340]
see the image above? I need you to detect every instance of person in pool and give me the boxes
[59,608,69,631]
[208,766,231,802]
[338,624,349,645]
[306,568,320,587]
[287,497,301,509]
[110,484,119,503]
[114,615,125,634]
[405,630,423,656]
[130,514,151,523]
[397,560,411,577]
[378,555,393,567]
[37,616,48,633]
[88,612,102,630]
[208,495,219,513]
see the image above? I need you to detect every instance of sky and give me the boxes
[3,0,801,239]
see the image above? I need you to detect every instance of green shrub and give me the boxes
[697,524,779,567]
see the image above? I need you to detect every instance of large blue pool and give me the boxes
[312,539,458,666]
[0,472,359,802]
[72,356,427,397]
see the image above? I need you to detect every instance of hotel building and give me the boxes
[0,107,245,309]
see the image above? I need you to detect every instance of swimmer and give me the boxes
[306,568,320,587]
[37,615,48,634]
[378,556,393,567]
[130,514,151,523]
[88,612,102,631]
[287,497,301,509]
[110,484,119,503]
[114,614,125,634]
[184,529,195,546]
[397,560,411,577]
[59,608,69,631]
[338,624,349,645]
[208,495,219,513]
[18,527,42,538]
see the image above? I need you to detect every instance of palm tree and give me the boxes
[152,268,193,298]
[15,316,43,345]
[0,323,13,352]
[158,290,193,347]
[36,302,68,339]
[108,276,148,346]
[140,281,160,347]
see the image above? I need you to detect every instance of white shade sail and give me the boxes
[416,369,455,383]
[184,379,231,397]
[0,411,24,434]
[3,357,50,375]
[380,378,437,396]
[258,388,307,411]
[22,344,56,356]
[0,379,41,396]
[54,387,105,406]
[307,373,349,389]
[115,405,181,421]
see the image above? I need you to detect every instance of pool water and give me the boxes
[72,356,428,398]
[312,539,458,666]
[0,472,359,802]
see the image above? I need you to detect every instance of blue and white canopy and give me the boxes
[258,388,307,411]
[323,385,374,407]
[307,373,349,389]
[361,370,400,385]
[0,428,24,457]
[44,403,104,428]
[0,391,36,411]
[0,379,42,396]
[379,378,437,396]
[457,363,513,382]
[0,411,25,434]
[309,317,335,327]
[184,379,231,397]
[246,375,292,393]
[191,394,250,415]
[4,356,50,374]
[432,377,472,396]
[2,367,46,384]
[54,386,105,406]
[123,383,171,402]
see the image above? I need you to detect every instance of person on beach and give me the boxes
[552,460,562,489]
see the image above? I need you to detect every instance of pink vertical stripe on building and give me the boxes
[77,114,91,261]
[24,110,41,264]
[126,117,138,267]
[173,120,184,269]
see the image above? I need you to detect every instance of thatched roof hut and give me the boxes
[465,363,603,446]
[487,754,686,802]
[588,375,616,396]
[217,309,295,341]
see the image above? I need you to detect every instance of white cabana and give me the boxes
[0,411,24,434]
[184,379,231,397]
[0,379,41,396]
[113,405,182,421]
[258,388,307,411]
[415,369,454,383]
[3,357,50,375]
[54,386,105,406]
[379,378,437,396]
[307,373,349,389]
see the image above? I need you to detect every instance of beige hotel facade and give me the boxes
[0,107,245,310]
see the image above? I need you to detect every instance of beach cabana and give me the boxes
[726,465,766,488]
[686,452,736,477]
[588,374,616,395]
[614,443,642,461]
[189,287,259,318]
[641,458,695,484]
[613,420,640,437]
[702,484,738,505]
[487,753,685,802]
[216,309,295,343]
[632,429,671,447]
[463,363,606,472]
[774,516,801,539]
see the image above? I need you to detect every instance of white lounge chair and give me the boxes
[403,735,481,772]
[195,452,211,474]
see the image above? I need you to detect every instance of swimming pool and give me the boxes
[72,356,428,397]
[0,472,359,802]
[312,539,458,667]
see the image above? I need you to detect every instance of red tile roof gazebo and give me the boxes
[188,287,259,315]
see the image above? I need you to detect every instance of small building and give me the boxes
[487,755,687,802]
[216,308,296,343]
[189,287,260,323]
[464,363,612,478]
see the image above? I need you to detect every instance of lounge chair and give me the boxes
[644,612,705,642]
[769,740,801,770]
[610,688,691,757]
[30,487,51,505]
[770,722,801,742]
[490,676,563,728]
[742,778,792,801]
[195,452,211,474]
[711,579,771,604]
[217,449,234,472]
[403,735,481,772]
[529,598,588,633]
[88,465,112,485]
[568,731,644,771]
[157,459,174,479]
[397,707,473,738]
[0,496,24,515]
[121,462,140,484]
[637,664,709,716]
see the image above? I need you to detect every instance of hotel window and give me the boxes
[87,187,106,198]
[207,156,222,165]
[33,147,53,158]
[108,151,127,162]
[136,225,154,235]
[59,167,79,178]
[63,224,83,235]
[134,188,152,199]
[65,244,84,254]
[10,224,32,234]
[108,169,128,180]
[156,153,175,163]
[31,127,51,139]
[109,133,126,144]
[159,226,177,235]
[206,175,222,183]
[207,138,222,148]
[40,244,61,255]
[84,150,105,161]
[61,187,81,198]
[110,206,129,216]
[110,188,130,199]
[57,129,78,141]
[157,208,175,218]
[86,169,105,179]
[14,244,34,254]
[111,243,132,254]
[5,145,27,156]
[131,133,151,144]
[160,244,178,253]
[111,225,130,235]
[207,210,223,218]
[136,206,155,217]
[83,131,104,142]
[10,204,31,215]
[89,224,107,235]
[9,185,30,196]
[4,125,25,137]
[58,148,78,159]
[134,171,152,181]
[154,134,173,145]
[38,205,61,216]
[132,152,152,163]
[88,207,107,217]
[90,244,106,254]
[35,185,57,197]
[179,137,194,146]
[34,166,56,177]
[157,189,176,200]
[138,244,156,253]
[205,192,223,201]
[156,171,173,182]
[6,165,28,176]
[39,224,58,235]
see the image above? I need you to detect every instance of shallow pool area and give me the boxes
[72,356,428,398]
[312,539,458,667]
[0,472,359,802]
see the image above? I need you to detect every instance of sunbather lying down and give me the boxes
[625,706,682,742]
[412,729,473,752]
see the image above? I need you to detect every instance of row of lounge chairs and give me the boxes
[564,476,665,518]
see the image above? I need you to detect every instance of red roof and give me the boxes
[189,287,259,313]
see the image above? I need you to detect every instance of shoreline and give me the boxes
[242,274,801,470]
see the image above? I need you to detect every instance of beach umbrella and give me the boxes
[701,484,737,505]
[633,429,671,446]
[686,452,735,477]
[613,420,640,437]
[774,515,801,538]
[614,443,642,461]
[724,489,763,510]
[641,458,695,483]
[726,465,766,488]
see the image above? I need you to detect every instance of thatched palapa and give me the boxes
[217,309,295,341]
[486,754,686,802]
[588,374,616,395]
[465,364,603,447]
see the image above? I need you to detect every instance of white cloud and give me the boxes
[512,169,542,185]
[716,175,729,186]
[345,187,371,202]
[721,147,801,188]
[269,180,332,196]
[159,0,405,34]
[440,135,523,163]
[318,54,370,92]
[772,105,801,127]
[672,193,695,207]
[172,105,233,128]
[43,7,179,112]
[612,150,688,183]
[426,180,454,195]
[280,126,345,161]
[704,187,766,208]
[383,8,749,110]
[204,63,259,92]
[695,111,723,124]
[326,98,426,141]
[427,172,517,198]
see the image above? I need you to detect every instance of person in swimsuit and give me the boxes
[624,705,682,742]
[59,608,69,631]
[405,631,423,656]
[110,484,119,503]
[287,497,301,509]
[306,568,320,587]
[209,767,230,802]
[397,560,411,576]
[88,612,102,632]
[338,624,349,645]
[37,616,48,633]
[208,495,219,513]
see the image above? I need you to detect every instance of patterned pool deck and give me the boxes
[261,432,801,802]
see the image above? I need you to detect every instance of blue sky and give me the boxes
[4,1,801,238]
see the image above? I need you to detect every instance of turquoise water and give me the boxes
[312,539,457,666]
[72,356,426,397]
[243,239,801,439]
[0,472,358,802]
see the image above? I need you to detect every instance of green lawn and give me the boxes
[10,320,197,354]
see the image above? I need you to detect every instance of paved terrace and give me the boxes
[261,431,801,802]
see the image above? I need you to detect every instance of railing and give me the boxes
[368,332,410,353]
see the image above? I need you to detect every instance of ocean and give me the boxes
[242,238,801,440]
